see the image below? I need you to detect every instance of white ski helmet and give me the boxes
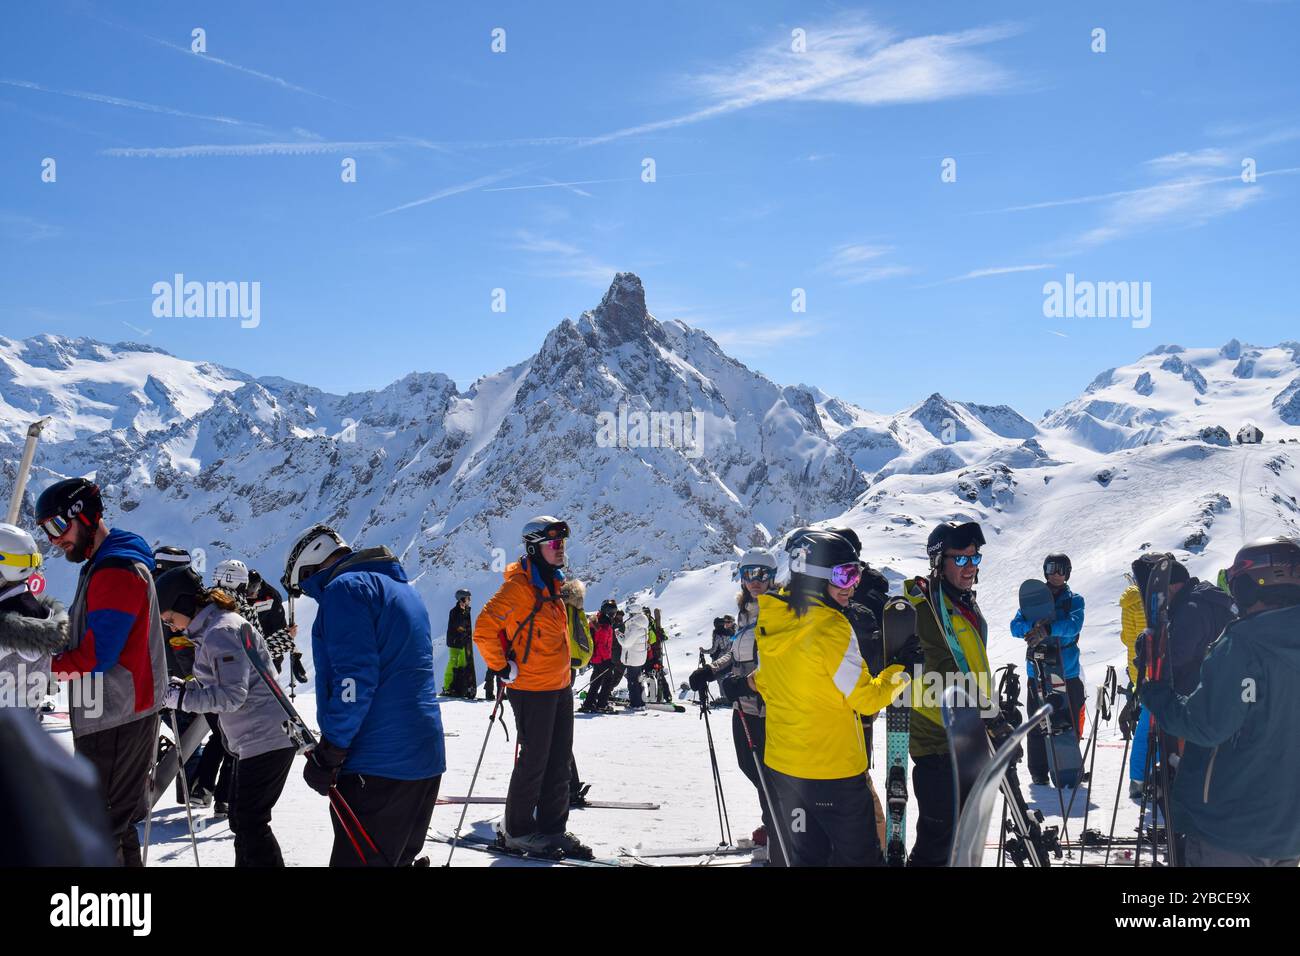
[282,524,347,597]
[213,558,250,590]
[0,522,42,584]
[738,547,777,571]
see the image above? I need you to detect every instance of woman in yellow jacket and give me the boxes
[754,529,908,866]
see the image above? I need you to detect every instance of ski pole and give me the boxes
[328,785,387,865]
[141,735,160,867]
[444,679,510,867]
[735,707,790,866]
[696,649,732,848]
[1065,667,1116,861]
[170,710,202,867]
[1104,734,1132,868]
[287,597,296,703]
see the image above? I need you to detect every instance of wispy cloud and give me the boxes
[89,15,331,102]
[923,263,1055,287]
[0,212,61,243]
[711,320,818,350]
[1145,148,1235,172]
[371,166,536,218]
[510,230,621,286]
[483,177,631,196]
[102,140,434,158]
[0,78,262,128]
[819,243,912,284]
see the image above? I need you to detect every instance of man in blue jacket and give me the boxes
[1143,537,1300,867]
[1011,553,1085,786]
[282,524,444,867]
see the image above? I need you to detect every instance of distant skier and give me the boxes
[154,566,296,866]
[36,478,168,866]
[689,546,784,863]
[580,599,618,714]
[620,601,649,711]
[644,606,672,703]
[284,524,445,866]
[1010,553,1086,786]
[903,520,999,867]
[443,589,476,698]
[752,530,906,866]
[473,516,591,858]
[0,522,66,715]
[1141,537,1300,866]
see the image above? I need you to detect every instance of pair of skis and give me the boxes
[1134,556,1178,867]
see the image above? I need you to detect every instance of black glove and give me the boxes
[290,651,309,684]
[303,739,348,796]
[1118,695,1139,740]
[887,634,924,669]
[688,666,713,693]
[984,714,1024,764]
[272,654,284,673]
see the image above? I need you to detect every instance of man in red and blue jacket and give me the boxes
[37,478,167,866]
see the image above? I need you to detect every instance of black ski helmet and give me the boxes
[155,565,204,618]
[1227,536,1300,608]
[522,515,569,559]
[786,528,861,590]
[1043,553,1072,580]
[455,589,471,602]
[152,546,192,580]
[926,521,985,569]
[35,478,103,536]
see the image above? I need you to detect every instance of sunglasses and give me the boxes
[40,515,72,538]
[740,566,774,583]
[542,537,566,551]
[949,553,982,568]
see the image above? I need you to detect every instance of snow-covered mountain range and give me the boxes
[5,275,1300,690]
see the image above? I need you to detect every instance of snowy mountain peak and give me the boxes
[577,272,665,350]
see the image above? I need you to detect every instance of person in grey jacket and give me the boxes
[689,547,784,864]
[155,567,296,867]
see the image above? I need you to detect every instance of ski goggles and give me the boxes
[0,551,41,571]
[1044,560,1068,576]
[739,565,774,584]
[39,514,72,538]
[537,522,570,547]
[948,553,982,568]
[801,561,863,589]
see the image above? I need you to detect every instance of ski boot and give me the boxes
[496,825,563,859]
[1129,779,1144,800]
[546,831,595,860]
[213,800,229,818]
[569,783,591,808]
[188,787,214,809]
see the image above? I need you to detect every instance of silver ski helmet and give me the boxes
[282,524,347,597]
[0,522,41,585]
[522,515,569,559]
[213,558,250,591]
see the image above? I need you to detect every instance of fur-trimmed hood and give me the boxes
[0,594,69,657]
[560,577,586,610]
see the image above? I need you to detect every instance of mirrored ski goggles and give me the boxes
[948,553,982,568]
[39,515,72,538]
[1044,561,1068,576]
[801,561,863,589]
[739,565,774,583]
[538,522,570,545]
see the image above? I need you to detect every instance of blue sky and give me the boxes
[3,1,1298,417]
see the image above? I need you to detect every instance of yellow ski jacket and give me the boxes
[1119,584,1145,686]
[754,592,906,780]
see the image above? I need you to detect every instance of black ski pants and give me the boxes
[731,709,785,866]
[228,745,295,866]
[504,687,573,837]
[329,773,442,866]
[765,766,881,867]
[194,712,234,801]
[586,660,617,709]
[1026,674,1086,782]
[75,712,159,867]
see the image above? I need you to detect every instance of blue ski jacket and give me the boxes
[1011,585,1084,679]
[301,547,445,780]
[1142,603,1300,859]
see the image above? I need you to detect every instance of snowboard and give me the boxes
[148,714,211,808]
[1018,579,1083,789]
[943,685,1055,867]
[880,596,916,867]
